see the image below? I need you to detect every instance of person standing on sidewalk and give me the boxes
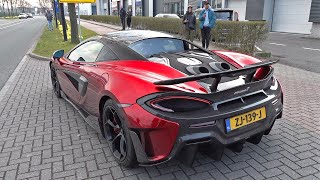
[199,2,216,49]
[182,5,196,43]
[127,9,132,29]
[119,8,126,30]
[45,10,54,31]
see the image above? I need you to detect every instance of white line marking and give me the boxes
[302,47,320,51]
[0,20,21,27]
[0,19,34,30]
[269,43,286,46]
[255,45,262,52]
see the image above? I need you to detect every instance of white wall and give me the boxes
[227,0,247,21]
[96,0,104,15]
[149,0,153,17]
[184,0,188,14]
[272,0,312,34]
[79,3,92,15]
[263,0,275,31]
[263,0,274,21]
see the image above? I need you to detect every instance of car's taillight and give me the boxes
[254,66,271,80]
[148,96,212,113]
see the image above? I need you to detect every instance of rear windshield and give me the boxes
[128,38,185,58]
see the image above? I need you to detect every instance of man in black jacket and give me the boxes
[127,9,132,29]
[45,10,53,31]
[119,8,126,30]
[182,5,196,43]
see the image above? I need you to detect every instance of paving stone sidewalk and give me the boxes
[0,54,320,180]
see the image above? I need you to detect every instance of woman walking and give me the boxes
[182,5,196,43]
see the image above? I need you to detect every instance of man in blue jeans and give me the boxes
[199,2,216,49]
[45,10,53,31]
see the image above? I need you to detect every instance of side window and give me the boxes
[96,46,119,61]
[68,41,104,62]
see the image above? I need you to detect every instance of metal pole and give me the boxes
[54,0,58,28]
[78,3,82,42]
[60,3,68,41]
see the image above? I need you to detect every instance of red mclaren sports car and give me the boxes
[50,30,283,167]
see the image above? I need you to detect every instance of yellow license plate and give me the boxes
[225,107,266,132]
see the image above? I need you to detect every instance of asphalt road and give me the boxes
[0,17,46,90]
[261,32,320,74]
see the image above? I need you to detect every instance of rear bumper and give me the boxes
[124,92,283,166]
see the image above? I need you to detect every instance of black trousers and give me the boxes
[127,18,131,28]
[121,18,125,30]
[201,27,211,49]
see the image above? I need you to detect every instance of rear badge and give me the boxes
[234,87,250,95]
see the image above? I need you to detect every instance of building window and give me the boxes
[196,0,224,9]
[216,0,222,8]
[163,0,184,16]
[135,0,143,16]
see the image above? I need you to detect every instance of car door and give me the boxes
[57,41,104,105]
[79,44,119,116]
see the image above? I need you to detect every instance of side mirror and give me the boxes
[53,50,64,60]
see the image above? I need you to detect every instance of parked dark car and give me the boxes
[194,8,237,21]
[27,13,33,18]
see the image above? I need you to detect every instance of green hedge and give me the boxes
[80,15,268,54]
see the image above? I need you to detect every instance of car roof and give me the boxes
[103,30,174,45]
[156,14,178,16]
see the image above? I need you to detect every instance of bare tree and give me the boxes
[25,1,31,13]
[18,0,23,12]
[9,0,14,16]
[38,0,50,13]
[13,0,18,14]
[0,0,6,16]
[18,0,27,13]
[68,3,79,43]
[4,0,10,16]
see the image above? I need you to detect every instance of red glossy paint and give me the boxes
[123,104,179,160]
[212,50,274,80]
[212,50,261,68]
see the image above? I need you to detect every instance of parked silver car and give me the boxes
[155,14,180,19]
[18,13,28,19]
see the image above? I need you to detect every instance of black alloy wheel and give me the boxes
[50,65,62,98]
[102,99,136,167]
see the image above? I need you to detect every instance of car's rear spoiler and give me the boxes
[154,59,279,91]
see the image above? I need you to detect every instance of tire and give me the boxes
[102,99,137,167]
[50,65,62,98]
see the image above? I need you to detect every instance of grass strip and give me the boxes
[33,21,97,57]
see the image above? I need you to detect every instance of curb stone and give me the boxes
[29,23,51,61]
[28,52,50,61]
[80,19,122,31]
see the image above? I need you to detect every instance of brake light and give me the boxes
[149,96,212,113]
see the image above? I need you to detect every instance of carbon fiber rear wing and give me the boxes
[154,59,279,91]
